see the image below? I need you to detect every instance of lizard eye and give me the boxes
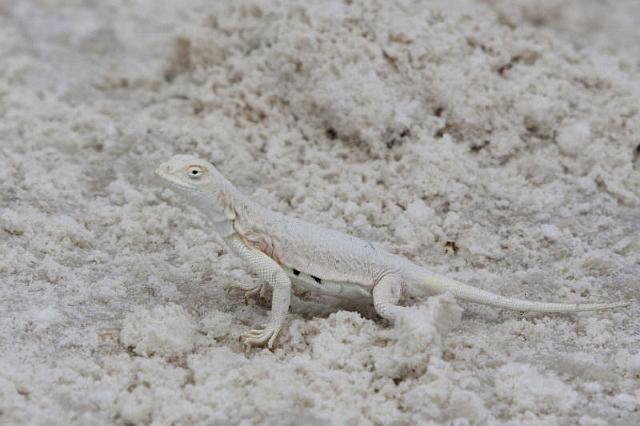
[187,166,204,179]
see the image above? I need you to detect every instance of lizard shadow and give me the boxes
[290,292,380,322]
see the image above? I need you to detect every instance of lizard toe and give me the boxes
[240,325,279,348]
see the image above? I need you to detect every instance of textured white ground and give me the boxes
[1,0,639,424]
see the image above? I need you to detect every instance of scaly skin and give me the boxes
[155,155,629,349]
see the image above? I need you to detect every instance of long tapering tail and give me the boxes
[416,271,629,313]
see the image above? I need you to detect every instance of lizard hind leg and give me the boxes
[372,275,407,323]
[226,281,269,303]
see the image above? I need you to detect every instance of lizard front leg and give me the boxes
[224,235,291,349]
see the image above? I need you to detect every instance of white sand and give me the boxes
[1,0,639,424]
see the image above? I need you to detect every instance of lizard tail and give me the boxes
[416,272,629,313]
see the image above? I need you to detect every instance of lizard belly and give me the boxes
[283,266,371,300]
[224,233,371,299]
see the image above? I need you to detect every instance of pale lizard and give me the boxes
[155,155,629,348]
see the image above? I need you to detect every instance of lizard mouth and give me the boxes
[158,175,190,190]
[154,166,193,191]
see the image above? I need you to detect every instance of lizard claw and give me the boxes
[240,324,280,349]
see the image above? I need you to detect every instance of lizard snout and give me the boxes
[154,163,171,177]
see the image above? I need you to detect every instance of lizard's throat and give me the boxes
[189,191,227,221]
[163,180,239,234]
[179,190,234,238]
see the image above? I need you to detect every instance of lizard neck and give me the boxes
[190,184,256,238]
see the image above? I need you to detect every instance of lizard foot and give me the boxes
[240,325,280,349]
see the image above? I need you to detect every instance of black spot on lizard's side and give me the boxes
[311,275,322,284]
[292,269,300,276]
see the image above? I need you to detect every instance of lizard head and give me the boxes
[155,155,236,220]
[155,155,218,190]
